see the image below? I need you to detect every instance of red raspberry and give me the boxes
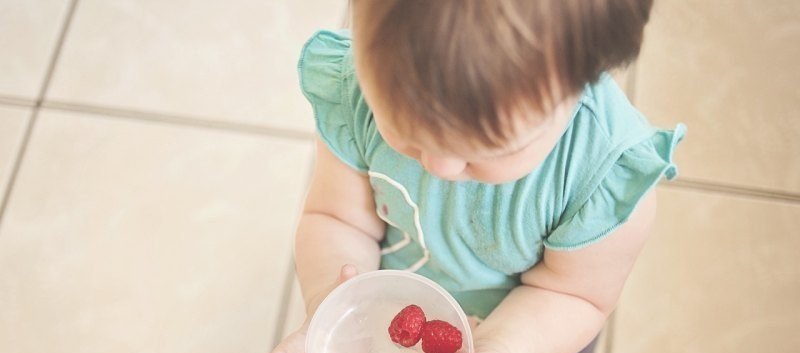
[388,305,427,347]
[421,320,463,353]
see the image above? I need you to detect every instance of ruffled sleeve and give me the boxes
[544,124,687,250]
[298,29,368,172]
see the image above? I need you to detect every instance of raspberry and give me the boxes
[388,305,427,347]
[421,320,463,353]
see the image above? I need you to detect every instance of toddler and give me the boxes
[274,1,685,352]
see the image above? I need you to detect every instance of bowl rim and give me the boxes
[306,269,474,353]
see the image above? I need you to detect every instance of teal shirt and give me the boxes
[298,30,686,319]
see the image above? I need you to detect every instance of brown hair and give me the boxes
[352,0,653,147]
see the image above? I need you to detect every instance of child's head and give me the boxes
[351,0,653,183]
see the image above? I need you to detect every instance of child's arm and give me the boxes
[473,192,657,353]
[272,138,385,353]
[295,138,386,315]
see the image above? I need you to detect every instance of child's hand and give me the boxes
[270,265,359,353]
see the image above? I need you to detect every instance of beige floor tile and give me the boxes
[610,64,635,98]
[0,0,70,101]
[594,330,608,353]
[612,187,800,353]
[635,0,800,193]
[46,0,347,132]
[280,275,307,341]
[0,105,30,197]
[0,109,313,353]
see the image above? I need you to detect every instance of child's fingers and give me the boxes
[303,264,360,327]
[269,329,306,353]
[337,264,359,283]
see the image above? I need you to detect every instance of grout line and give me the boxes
[660,178,800,204]
[0,109,38,224]
[0,95,36,108]
[35,0,79,106]
[627,52,796,205]
[629,60,798,206]
[0,0,79,227]
[42,100,315,141]
[604,312,615,353]
[271,256,299,349]
[271,156,316,348]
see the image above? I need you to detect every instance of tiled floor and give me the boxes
[0,110,314,352]
[636,0,800,194]
[0,0,344,352]
[45,0,342,132]
[610,0,800,351]
[0,106,30,197]
[613,187,800,353]
[0,0,72,102]
[1,1,798,353]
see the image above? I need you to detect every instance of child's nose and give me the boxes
[420,152,467,180]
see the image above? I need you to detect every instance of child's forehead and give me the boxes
[378,110,549,157]
[376,91,580,158]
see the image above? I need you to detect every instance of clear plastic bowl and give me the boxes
[306,270,474,353]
